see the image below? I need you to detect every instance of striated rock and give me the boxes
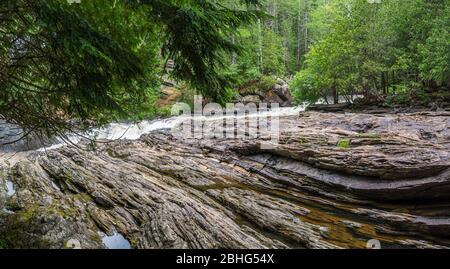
[206,187,335,249]
[203,111,450,199]
[1,111,450,249]
[341,220,363,230]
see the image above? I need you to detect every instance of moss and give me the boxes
[0,207,51,249]
[0,239,8,249]
[48,204,79,219]
[297,138,310,146]
[337,139,351,149]
[73,193,93,203]
[19,210,35,222]
[355,133,381,139]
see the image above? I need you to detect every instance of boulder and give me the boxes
[276,78,287,86]
[242,95,262,104]
[238,80,292,107]
[236,77,292,107]
[272,85,292,106]
[263,90,284,104]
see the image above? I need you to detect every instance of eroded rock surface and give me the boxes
[1,111,449,249]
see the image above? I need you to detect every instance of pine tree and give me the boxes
[0,0,263,139]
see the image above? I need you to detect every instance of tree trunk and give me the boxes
[296,0,302,69]
[258,18,263,73]
[392,71,396,94]
[381,72,386,95]
[332,84,339,104]
[304,0,309,54]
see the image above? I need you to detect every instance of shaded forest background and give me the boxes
[225,0,449,106]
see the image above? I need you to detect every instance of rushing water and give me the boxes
[36,106,307,152]
[2,97,360,153]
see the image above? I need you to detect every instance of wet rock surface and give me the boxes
[1,111,449,249]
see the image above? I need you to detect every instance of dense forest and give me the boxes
[1,0,449,138]
[224,0,449,105]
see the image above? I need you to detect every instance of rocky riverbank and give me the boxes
[1,111,449,249]
[236,78,293,107]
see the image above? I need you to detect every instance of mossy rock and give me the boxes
[297,138,310,146]
[0,210,52,249]
[337,139,351,149]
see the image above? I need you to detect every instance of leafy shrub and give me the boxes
[259,76,277,92]
[384,87,433,107]
[291,69,327,104]
[158,106,173,117]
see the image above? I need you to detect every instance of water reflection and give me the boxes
[5,180,15,197]
[99,231,131,249]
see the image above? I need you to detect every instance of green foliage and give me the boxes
[259,76,277,92]
[418,7,450,83]
[236,75,277,96]
[291,0,450,105]
[291,69,325,104]
[0,239,7,249]
[220,87,240,104]
[220,25,278,89]
[177,84,198,109]
[261,30,286,75]
[220,0,316,90]
[384,88,433,107]
[157,106,173,118]
[139,0,263,102]
[0,0,147,138]
[0,0,263,136]
[1,0,448,139]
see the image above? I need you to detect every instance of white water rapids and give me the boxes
[36,105,307,152]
